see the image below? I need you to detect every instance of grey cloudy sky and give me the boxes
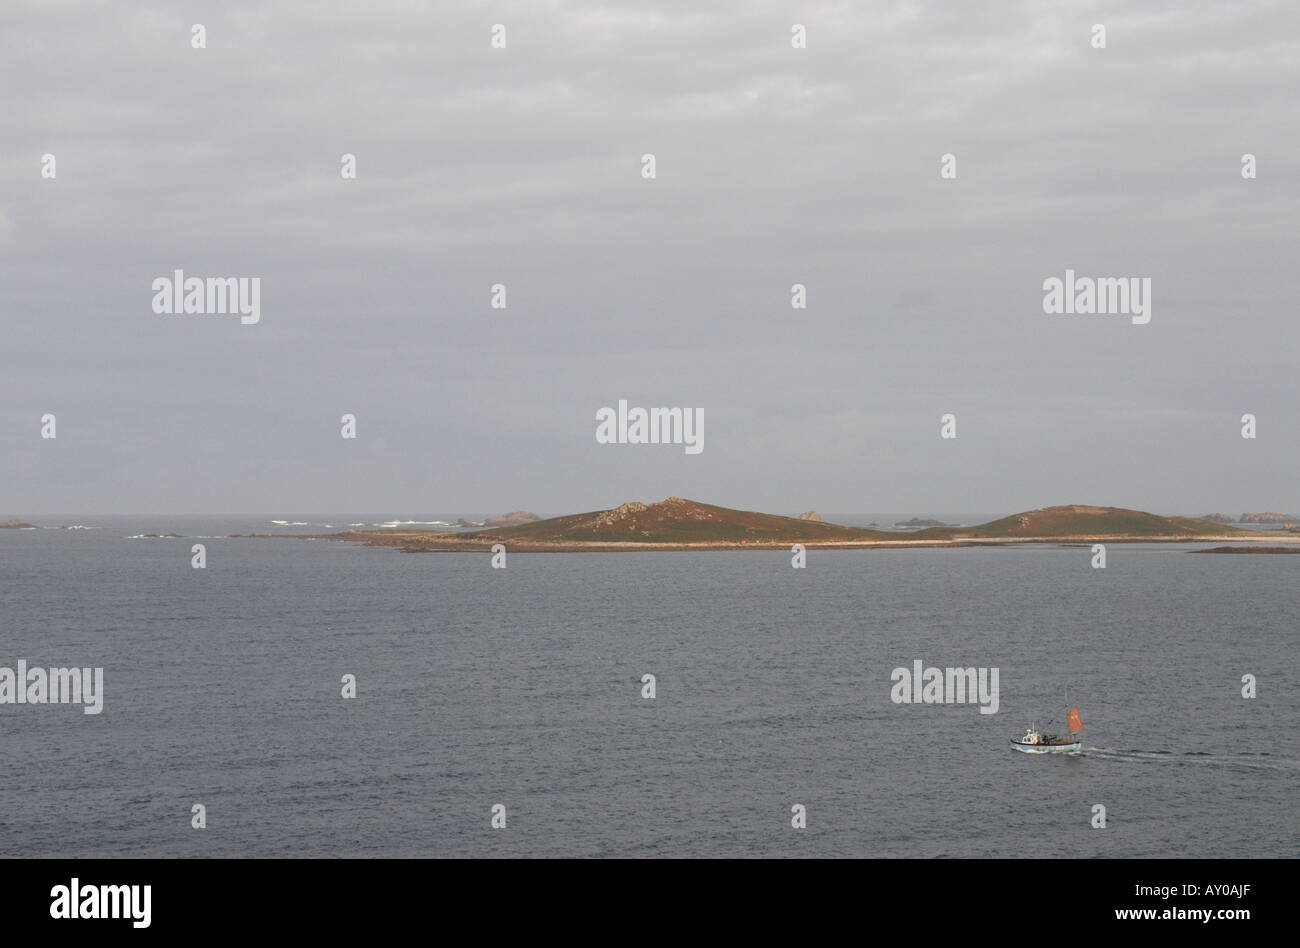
[3,0,1297,517]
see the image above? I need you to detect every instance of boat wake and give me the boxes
[1081,747,1299,771]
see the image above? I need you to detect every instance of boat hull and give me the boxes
[1009,739,1080,754]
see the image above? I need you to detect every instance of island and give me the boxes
[1239,512,1299,524]
[482,511,540,528]
[262,498,1286,553]
[1,519,38,529]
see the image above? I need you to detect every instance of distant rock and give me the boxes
[483,511,540,528]
[1189,546,1300,554]
[798,511,823,521]
[1200,513,1236,524]
[895,517,949,528]
[1239,512,1299,524]
[1,519,37,529]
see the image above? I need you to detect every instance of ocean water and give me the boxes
[1,519,1295,858]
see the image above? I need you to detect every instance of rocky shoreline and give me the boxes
[1188,545,1300,554]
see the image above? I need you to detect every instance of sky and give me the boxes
[2,0,1297,517]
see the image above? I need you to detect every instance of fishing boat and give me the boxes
[1010,704,1083,754]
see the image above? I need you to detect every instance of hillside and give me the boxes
[464,496,895,544]
[909,505,1251,540]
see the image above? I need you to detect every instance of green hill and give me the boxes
[463,496,896,544]
[909,505,1249,540]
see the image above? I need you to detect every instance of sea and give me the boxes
[1,516,1295,858]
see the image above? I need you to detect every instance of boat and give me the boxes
[1010,703,1083,754]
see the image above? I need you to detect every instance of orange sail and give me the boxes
[1067,707,1083,732]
